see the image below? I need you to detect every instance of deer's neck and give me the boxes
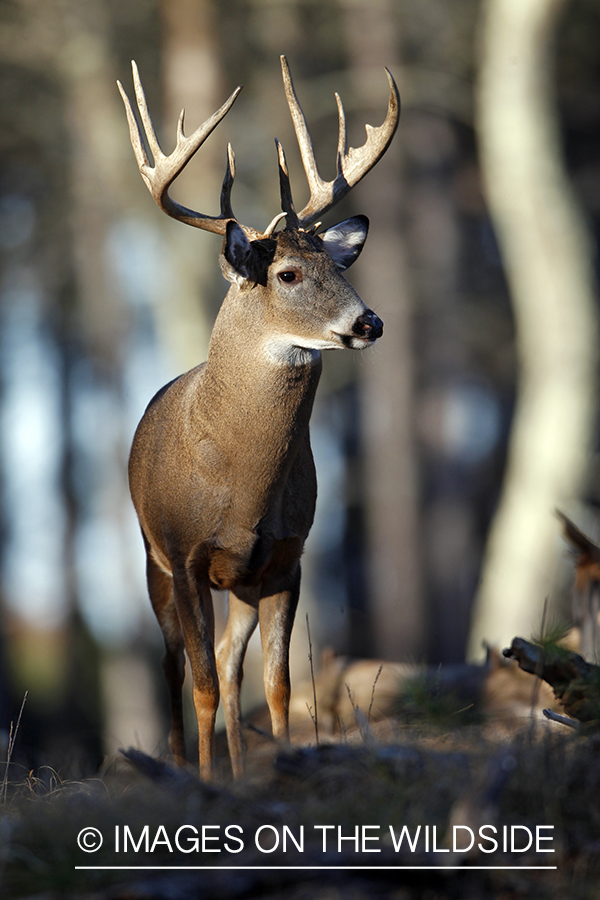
[200,289,323,453]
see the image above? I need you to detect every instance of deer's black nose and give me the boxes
[353,310,383,341]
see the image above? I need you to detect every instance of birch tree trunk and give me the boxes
[468,0,598,657]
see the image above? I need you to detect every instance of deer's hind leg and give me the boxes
[146,553,187,764]
[172,563,219,780]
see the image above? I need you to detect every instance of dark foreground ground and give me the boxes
[0,706,598,900]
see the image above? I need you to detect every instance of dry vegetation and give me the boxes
[1,662,599,900]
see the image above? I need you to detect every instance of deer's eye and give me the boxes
[277,269,301,285]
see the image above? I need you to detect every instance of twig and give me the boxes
[345,682,355,712]
[345,682,356,713]
[542,708,581,730]
[367,664,384,723]
[2,691,28,803]
[305,614,319,744]
[529,597,549,734]
[345,682,369,741]
[243,720,276,741]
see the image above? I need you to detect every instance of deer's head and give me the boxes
[118,56,399,354]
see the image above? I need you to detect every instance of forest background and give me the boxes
[0,0,598,772]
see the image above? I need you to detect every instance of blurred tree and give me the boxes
[468,0,599,656]
[159,0,228,369]
[340,0,425,660]
[1,0,598,773]
[0,0,113,767]
[0,0,166,769]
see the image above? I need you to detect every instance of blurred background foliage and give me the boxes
[0,0,598,772]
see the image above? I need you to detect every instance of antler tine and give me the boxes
[220,143,236,218]
[117,75,151,173]
[279,57,323,212]
[335,92,347,177]
[118,61,247,236]
[275,139,299,229]
[131,60,164,166]
[280,55,400,228]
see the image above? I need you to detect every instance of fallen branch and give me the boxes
[503,637,600,724]
[542,708,581,730]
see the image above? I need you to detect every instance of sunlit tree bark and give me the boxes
[468,0,598,657]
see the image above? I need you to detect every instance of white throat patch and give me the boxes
[263,335,340,365]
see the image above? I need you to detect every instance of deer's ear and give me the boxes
[223,221,253,281]
[320,215,369,270]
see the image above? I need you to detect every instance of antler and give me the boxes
[119,58,400,240]
[279,55,400,228]
[117,61,261,237]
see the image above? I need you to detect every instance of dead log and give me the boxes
[503,637,600,724]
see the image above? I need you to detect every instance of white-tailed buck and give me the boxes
[118,56,399,778]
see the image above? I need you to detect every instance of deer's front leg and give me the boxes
[216,590,259,779]
[173,569,218,780]
[258,567,301,741]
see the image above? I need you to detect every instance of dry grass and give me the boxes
[0,705,599,900]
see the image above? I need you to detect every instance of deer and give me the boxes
[118,55,399,779]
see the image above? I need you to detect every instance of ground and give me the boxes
[1,697,598,900]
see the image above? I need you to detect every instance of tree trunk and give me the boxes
[341,0,425,660]
[468,0,599,657]
[160,0,227,369]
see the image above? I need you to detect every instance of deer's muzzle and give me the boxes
[352,310,384,342]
